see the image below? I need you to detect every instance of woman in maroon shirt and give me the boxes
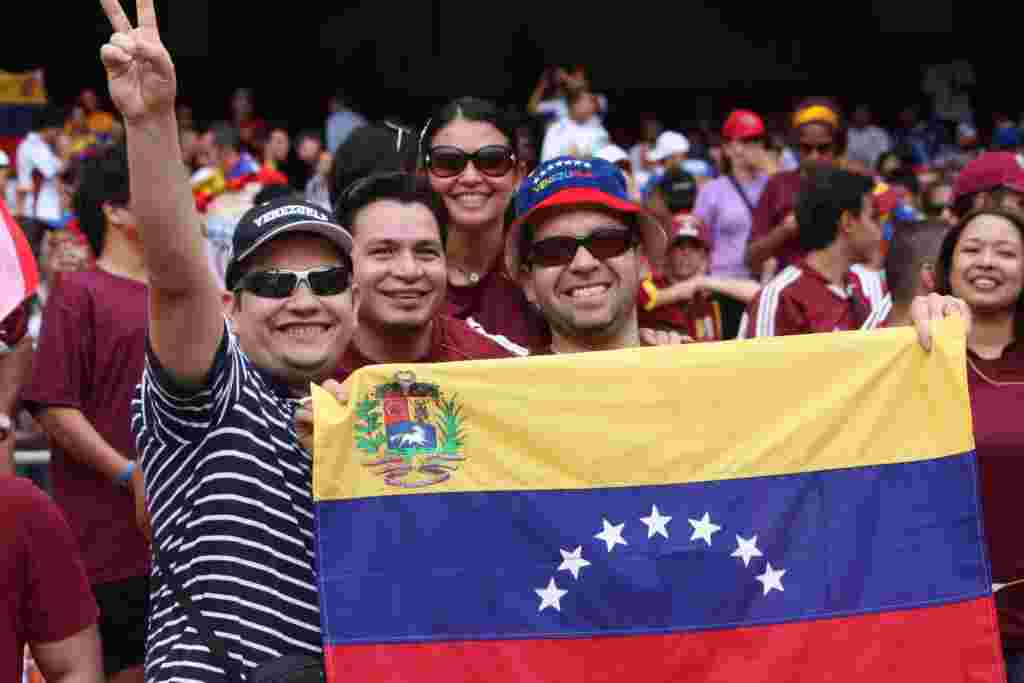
[421,97,549,352]
[938,207,1024,682]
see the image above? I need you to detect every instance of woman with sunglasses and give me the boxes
[745,98,846,279]
[932,207,1024,682]
[421,97,549,352]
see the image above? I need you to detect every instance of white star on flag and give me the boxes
[558,546,591,580]
[535,578,568,612]
[756,563,786,596]
[688,512,721,546]
[640,505,672,539]
[731,535,763,567]
[595,518,628,552]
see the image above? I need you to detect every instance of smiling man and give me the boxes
[505,156,667,353]
[332,172,514,381]
[98,0,359,678]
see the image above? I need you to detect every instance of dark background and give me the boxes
[5,1,1000,145]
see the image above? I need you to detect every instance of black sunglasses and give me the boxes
[235,265,352,299]
[799,141,836,155]
[528,226,638,268]
[425,145,517,178]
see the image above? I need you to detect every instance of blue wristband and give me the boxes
[117,461,136,486]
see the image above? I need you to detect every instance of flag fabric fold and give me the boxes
[1,200,39,324]
[312,318,1004,682]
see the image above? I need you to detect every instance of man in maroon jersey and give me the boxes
[332,172,518,381]
[740,166,888,337]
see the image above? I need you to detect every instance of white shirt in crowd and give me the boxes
[846,126,893,170]
[16,132,62,224]
[541,118,611,162]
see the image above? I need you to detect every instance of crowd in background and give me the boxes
[3,41,1024,683]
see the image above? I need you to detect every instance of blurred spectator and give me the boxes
[512,112,544,176]
[846,105,892,171]
[882,219,949,326]
[741,166,887,338]
[876,144,921,196]
[78,88,115,137]
[629,114,663,191]
[950,152,1024,221]
[260,124,291,180]
[746,98,845,278]
[229,87,266,153]
[595,144,641,202]
[64,106,97,156]
[527,64,607,129]
[891,106,935,167]
[328,121,418,208]
[2,475,103,683]
[935,208,1024,681]
[288,129,323,192]
[921,178,956,225]
[23,143,150,683]
[645,167,698,238]
[306,149,334,210]
[641,130,690,200]
[933,122,982,170]
[922,60,976,142]
[993,115,1023,152]
[325,92,367,154]
[694,109,772,336]
[540,90,610,162]
[15,106,68,256]
[175,101,195,134]
[0,150,14,210]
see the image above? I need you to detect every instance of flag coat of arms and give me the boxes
[312,319,1004,682]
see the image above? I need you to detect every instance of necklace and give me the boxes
[451,264,483,285]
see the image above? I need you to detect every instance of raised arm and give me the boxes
[99,0,224,388]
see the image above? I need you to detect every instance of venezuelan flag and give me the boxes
[312,318,1004,682]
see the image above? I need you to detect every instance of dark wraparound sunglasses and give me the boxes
[528,227,638,268]
[235,265,352,299]
[425,145,517,178]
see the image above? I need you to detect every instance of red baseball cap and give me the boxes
[669,214,713,251]
[952,152,1024,203]
[722,110,766,141]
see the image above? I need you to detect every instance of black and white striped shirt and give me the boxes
[131,325,321,682]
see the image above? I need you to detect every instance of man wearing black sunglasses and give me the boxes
[99,1,358,676]
[505,156,668,353]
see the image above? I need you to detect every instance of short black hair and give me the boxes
[210,123,241,152]
[72,143,131,257]
[33,105,67,131]
[328,123,417,208]
[334,172,449,247]
[883,219,949,307]
[795,166,875,251]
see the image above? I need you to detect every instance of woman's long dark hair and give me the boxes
[937,206,1024,341]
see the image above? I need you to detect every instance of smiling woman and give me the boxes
[937,207,1024,680]
[420,97,550,351]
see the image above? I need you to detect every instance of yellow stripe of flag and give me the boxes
[313,318,972,502]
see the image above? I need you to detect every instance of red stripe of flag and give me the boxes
[325,597,1004,683]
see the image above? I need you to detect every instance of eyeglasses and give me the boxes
[425,145,517,178]
[527,226,637,268]
[235,265,352,299]
[799,142,835,156]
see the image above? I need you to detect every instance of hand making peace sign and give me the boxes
[98,0,176,125]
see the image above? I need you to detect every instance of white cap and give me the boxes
[0,150,9,167]
[595,144,629,166]
[648,131,690,162]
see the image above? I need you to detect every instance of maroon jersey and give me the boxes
[21,268,151,585]
[749,169,806,270]
[334,314,517,382]
[1,476,98,681]
[444,269,549,353]
[636,275,723,342]
[739,261,888,338]
[966,343,1024,649]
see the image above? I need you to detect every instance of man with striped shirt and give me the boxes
[100,1,355,679]
[740,167,890,338]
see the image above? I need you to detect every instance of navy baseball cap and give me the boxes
[224,197,354,290]
[505,156,666,275]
